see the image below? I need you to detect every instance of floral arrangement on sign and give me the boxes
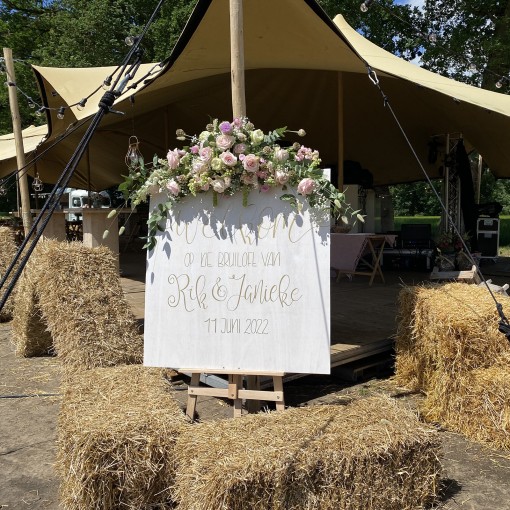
[119,118,363,249]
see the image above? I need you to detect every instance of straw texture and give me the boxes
[57,364,188,510]
[0,226,19,322]
[174,396,441,510]
[11,246,53,356]
[12,239,143,371]
[395,282,510,450]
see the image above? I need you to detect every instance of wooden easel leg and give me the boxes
[229,374,243,417]
[246,375,261,413]
[273,376,285,411]
[186,372,201,420]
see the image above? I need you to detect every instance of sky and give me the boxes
[395,0,425,7]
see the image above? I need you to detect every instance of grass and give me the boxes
[395,216,510,255]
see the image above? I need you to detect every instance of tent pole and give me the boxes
[229,0,246,118]
[476,154,483,204]
[337,71,344,189]
[3,47,33,235]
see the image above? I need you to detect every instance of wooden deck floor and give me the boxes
[119,250,432,370]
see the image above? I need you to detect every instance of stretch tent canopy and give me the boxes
[2,0,510,190]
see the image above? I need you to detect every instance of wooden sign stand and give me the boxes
[184,369,285,419]
[182,1,285,422]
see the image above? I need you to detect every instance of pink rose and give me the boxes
[199,146,213,162]
[243,154,259,173]
[260,184,270,193]
[166,179,180,196]
[166,149,180,170]
[216,134,235,151]
[233,143,247,154]
[242,173,257,185]
[220,151,237,167]
[190,145,199,154]
[297,177,315,196]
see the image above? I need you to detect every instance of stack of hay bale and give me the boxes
[9,239,189,508]
[396,282,510,450]
[0,226,19,322]
[10,239,443,508]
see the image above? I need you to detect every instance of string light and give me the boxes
[0,45,164,121]
[102,75,112,90]
[77,98,87,111]
[358,1,509,92]
[360,0,374,13]
[125,35,139,47]
[427,32,437,43]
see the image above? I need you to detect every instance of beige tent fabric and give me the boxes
[1,0,510,189]
[0,125,47,163]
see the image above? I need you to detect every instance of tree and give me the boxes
[390,181,443,216]
[0,0,54,132]
[0,0,197,136]
[418,0,510,91]
[318,0,423,58]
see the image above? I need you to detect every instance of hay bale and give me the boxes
[0,226,19,321]
[57,364,188,510]
[395,282,510,450]
[11,248,53,356]
[26,239,143,372]
[395,283,510,389]
[394,285,423,390]
[423,353,510,450]
[174,396,441,510]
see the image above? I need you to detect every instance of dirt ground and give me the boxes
[1,320,510,509]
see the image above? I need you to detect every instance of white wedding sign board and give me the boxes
[144,189,331,374]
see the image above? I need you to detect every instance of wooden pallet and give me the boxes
[430,265,481,284]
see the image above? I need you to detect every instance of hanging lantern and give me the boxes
[0,180,7,197]
[32,173,44,192]
[125,136,143,169]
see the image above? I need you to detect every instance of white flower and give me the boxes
[275,170,289,184]
[250,129,264,146]
[212,178,227,193]
[211,157,222,171]
[274,148,289,162]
